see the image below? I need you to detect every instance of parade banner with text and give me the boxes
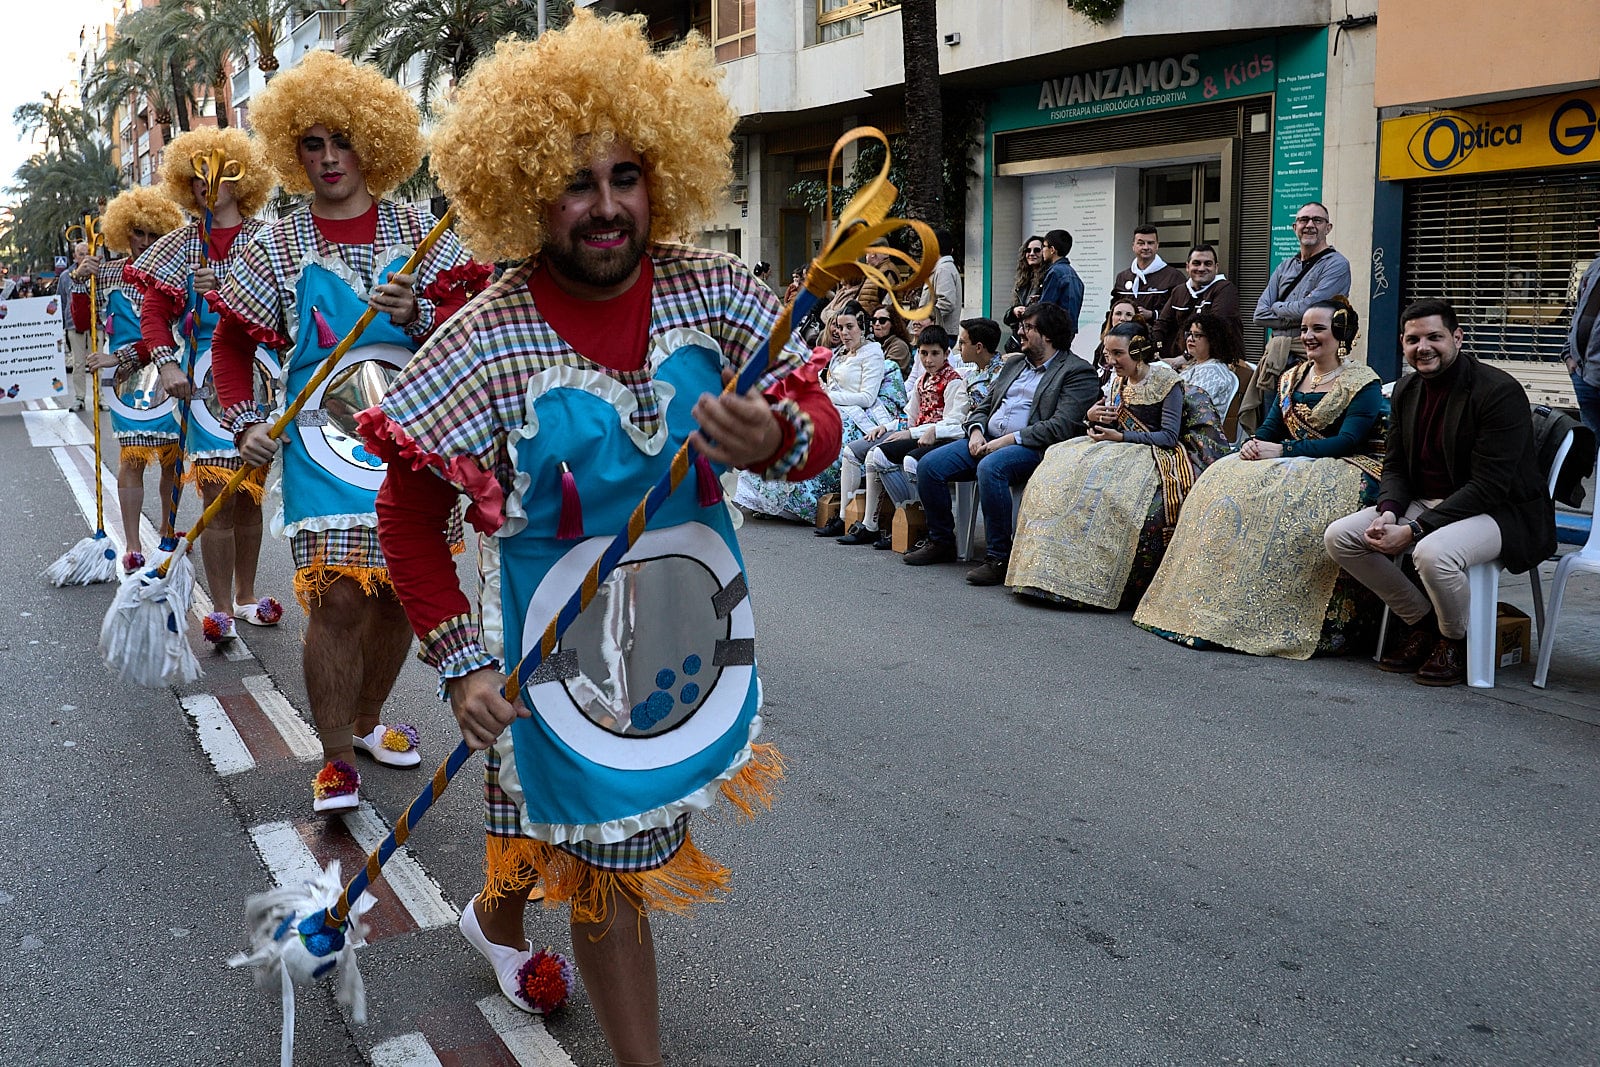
[0,297,70,404]
[1379,90,1600,181]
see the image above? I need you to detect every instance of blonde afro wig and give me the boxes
[159,127,274,219]
[247,48,423,197]
[101,185,185,255]
[429,9,739,261]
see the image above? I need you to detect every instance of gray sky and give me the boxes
[4,2,113,194]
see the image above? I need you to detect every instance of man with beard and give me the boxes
[359,13,840,1064]
[208,49,478,813]
[1324,299,1554,687]
[1155,244,1243,364]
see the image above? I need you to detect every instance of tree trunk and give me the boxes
[214,77,231,128]
[899,0,944,231]
[169,59,192,133]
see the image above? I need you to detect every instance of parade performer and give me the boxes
[359,13,842,1062]
[208,49,478,813]
[127,128,282,643]
[84,187,186,572]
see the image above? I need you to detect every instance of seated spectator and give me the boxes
[1092,298,1139,385]
[1134,298,1387,658]
[957,316,1005,409]
[870,303,914,375]
[1323,298,1555,686]
[903,302,1100,583]
[1002,235,1046,352]
[736,302,906,526]
[838,325,971,548]
[1176,312,1248,434]
[1155,244,1242,361]
[1007,322,1229,606]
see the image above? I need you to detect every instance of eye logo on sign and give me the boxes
[1406,115,1524,173]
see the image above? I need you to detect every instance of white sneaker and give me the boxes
[458,895,540,1013]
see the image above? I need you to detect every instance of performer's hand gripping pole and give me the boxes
[320,127,939,930]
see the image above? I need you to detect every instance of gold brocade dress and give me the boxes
[1132,361,1386,658]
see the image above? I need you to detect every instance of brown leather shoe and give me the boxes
[1378,622,1436,673]
[1415,636,1467,686]
[965,558,1008,586]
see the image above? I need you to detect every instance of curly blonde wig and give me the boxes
[101,186,185,254]
[429,9,738,261]
[246,48,423,197]
[159,127,274,219]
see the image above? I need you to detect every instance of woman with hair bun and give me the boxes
[1007,320,1230,608]
[1136,296,1388,657]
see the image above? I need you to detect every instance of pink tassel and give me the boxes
[694,452,722,507]
[557,461,584,540]
[104,313,115,337]
[181,310,197,338]
[311,305,338,348]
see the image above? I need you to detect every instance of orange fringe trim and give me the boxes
[119,443,181,469]
[482,743,786,925]
[185,462,269,503]
[292,559,392,613]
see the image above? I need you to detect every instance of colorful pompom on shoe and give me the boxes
[311,759,360,813]
[234,596,284,626]
[202,610,236,644]
[515,949,574,1014]
[121,551,146,574]
[351,724,421,768]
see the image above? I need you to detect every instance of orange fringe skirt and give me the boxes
[185,460,269,504]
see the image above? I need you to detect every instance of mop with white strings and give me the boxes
[99,208,460,687]
[45,215,120,586]
[223,128,935,1066]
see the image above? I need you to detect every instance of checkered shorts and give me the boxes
[483,746,690,873]
[290,525,384,573]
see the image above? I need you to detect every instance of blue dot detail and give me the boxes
[351,444,385,469]
[682,654,702,676]
[679,683,699,704]
[631,690,675,731]
[655,668,676,690]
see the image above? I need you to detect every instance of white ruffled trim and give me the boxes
[495,707,766,847]
[496,328,722,539]
[187,447,239,461]
[282,511,378,538]
[479,535,504,665]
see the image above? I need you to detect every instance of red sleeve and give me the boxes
[139,286,182,353]
[764,368,842,482]
[375,459,471,639]
[71,291,91,332]
[211,311,262,409]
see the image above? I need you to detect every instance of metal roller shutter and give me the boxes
[1402,170,1600,364]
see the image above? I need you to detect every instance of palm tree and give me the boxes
[13,92,97,157]
[84,6,194,138]
[898,0,944,230]
[3,141,122,270]
[338,0,574,113]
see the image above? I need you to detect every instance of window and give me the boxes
[817,0,896,43]
[714,0,755,61]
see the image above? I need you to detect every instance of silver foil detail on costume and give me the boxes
[711,572,749,619]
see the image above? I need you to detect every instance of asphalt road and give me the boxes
[1,401,1596,1067]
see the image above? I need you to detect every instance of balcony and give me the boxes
[289,10,349,56]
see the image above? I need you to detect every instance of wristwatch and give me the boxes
[1406,518,1424,542]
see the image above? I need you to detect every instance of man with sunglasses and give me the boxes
[1243,201,1351,430]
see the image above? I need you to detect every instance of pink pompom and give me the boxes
[253,596,284,625]
[202,610,235,644]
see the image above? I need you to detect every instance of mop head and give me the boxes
[44,531,119,587]
[229,861,374,1067]
[99,540,201,687]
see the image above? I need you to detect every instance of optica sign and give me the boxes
[1379,90,1600,180]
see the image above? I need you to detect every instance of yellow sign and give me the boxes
[1379,89,1600,181]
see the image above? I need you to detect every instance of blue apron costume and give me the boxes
[182,275,282,461]
[105,285,181,446]
[279,254,414,541]
[485,330,765,848]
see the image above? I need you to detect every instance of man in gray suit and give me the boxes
[904,300,1101,585]
[1563,217,1600,440]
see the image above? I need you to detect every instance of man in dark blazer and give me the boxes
[905,300,1101,585]
[1325,299,1556,686]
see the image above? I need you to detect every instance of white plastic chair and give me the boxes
[1534,451,1600,689]
[1372,429,1573,688]
[955,483,1025,562]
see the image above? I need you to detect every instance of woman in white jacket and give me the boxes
[837,323,971,549]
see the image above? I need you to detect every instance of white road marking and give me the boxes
[249,821,325,891]
[241,674,322,762]
[340,804,456,930]
[23,409,93,447]
[369,1033,444,1067]
[476,996,578,1067]
[179,693,255,776]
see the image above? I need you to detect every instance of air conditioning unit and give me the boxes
[730,183,749,205]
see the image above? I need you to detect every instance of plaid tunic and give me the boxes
[379,246,813,863]
[211,200,465,575]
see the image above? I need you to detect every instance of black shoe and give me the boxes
[872,530,895,550]
[836,522,877,545]
[903,539,957,566]
[815,517,846,537]
[965,558,1007,586]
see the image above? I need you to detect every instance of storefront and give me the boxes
[1371,89,1600,400]
[983,30,1330,360]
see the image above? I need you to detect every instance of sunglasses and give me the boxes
[1025,246,1043,254]
[872,317,891,324]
